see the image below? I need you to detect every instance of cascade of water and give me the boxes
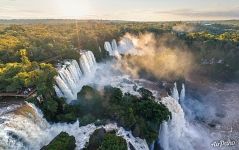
[104,40,121,58]
[54,51,97,102]
[87,51,96,65]
[157,95,209,150]
[105,37,144,57]
[79,54,92,75]
[0,104,147,150]
[79,51,96,75]
[99,46,102,53]
[0,103,49,150]
[111,39,118,51]
[53,85,64,98]
[159,96,193,150]
[54,62,80,101]
[159,121,169,150]
[70,60,83,80]
[104,41,113,56]
[180,83,185,103]
[150,141,155,150]
[172,82,179,101]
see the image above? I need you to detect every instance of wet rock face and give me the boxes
[85,128,106,150]
[41,132,76,150]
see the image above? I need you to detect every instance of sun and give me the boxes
[58,0,90,18]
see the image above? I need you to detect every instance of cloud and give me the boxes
[156,7,239,19]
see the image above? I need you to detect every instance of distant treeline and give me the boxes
[0,20,238,94]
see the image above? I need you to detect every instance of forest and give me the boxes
[0,20,238,114]
[1,20,238,96]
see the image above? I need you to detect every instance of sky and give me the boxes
[0,0,239,21]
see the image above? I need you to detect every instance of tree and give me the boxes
[41,132,76,150]
[98,133,127,150]
[19,49,30,64]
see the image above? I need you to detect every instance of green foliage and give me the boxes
[38,96,77,123]
[77,86,103,117]
[0,52,57,93]
[36,63,57,96]
[1,21,238,81]
[35,84,170,143]
[37,85,170,143]
[98,133,127,150]
[41,132,76,150]
[77,85,171,143]
[56,112,77,123]
[85,129,127,150]
[80,114,96,126]
[19,49,30,64]
[179,30,239,81]
[42,99,58,120]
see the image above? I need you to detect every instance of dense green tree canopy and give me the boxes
[41,132,76,150]
[0,50,57,93]
[0,21,238,80]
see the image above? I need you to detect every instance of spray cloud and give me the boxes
[118,33,194,80]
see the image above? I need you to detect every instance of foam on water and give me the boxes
[0,103,149,150]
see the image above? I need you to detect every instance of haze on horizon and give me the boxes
[0,0,239,21]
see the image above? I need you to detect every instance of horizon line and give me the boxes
[0,18,239,23]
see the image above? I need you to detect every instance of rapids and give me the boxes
[0,103,149,150]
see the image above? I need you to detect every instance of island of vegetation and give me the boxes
[84,128,127,150]
[30,85,171,145]
[41,132,76,150]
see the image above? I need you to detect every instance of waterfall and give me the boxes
[79,51,96,74]
[0,103,49,150]
[104,38,144,57]
[111,39,118,51]
[172,82,179,101]
[54,51,97,102]
[104,41,113,56]
[104,40,121,58]
[0,103,97,150]
[99,46,102,53]
[158,90,211,150]
[54,75,75,100]
[0,103,148,150]
[159,121,169,150]
[150,141,155,150]
[159,96,194,150]
[53,85,64,98]
[180,83,185,103]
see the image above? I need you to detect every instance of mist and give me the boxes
[117,33,195,80]
[172,23,197,33]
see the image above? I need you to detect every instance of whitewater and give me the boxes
[0,37,226,150]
